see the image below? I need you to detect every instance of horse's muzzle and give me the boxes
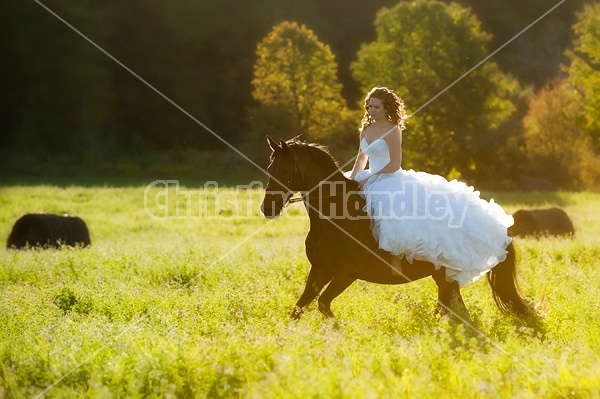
[260,196,283,219]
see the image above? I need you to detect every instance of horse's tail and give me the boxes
[487,242,537,320]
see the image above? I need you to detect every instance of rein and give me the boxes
[286,187,351,206]
[285,168,356,207]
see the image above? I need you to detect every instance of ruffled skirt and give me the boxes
[354,169,513,287]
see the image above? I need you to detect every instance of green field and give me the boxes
[0,181,599,398]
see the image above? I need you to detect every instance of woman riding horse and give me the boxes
[261,136,536,324]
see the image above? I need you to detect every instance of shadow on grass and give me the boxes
[0,175,266,188]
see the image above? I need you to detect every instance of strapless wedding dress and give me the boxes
[352,138,513,287]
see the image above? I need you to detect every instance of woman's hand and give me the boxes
[357,178,370,189]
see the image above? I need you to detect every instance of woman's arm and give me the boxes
[349,149,368,180]
[349,131,368,180]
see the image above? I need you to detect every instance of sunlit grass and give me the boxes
[0,183,599,397]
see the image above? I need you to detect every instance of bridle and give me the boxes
[285,151,308,205]
[266,150,304,207]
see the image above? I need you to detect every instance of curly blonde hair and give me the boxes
[360,87,407,131]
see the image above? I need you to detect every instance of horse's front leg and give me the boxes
[291,267,333,319]
[317,274,356,318]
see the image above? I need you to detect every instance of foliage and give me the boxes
[523,78,600,189]
[2,0,600,189]
[0,0,588,155]
[351,0,521,182]
[456,0,586,88]
[0,1,589,181]
[250,21,352,144]
[565,2,600,149]
[0,0,279,155]
[0,148,266,182]
[0,1,114,155]
[1,184,600,397]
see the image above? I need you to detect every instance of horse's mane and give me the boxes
[284,138,353,184]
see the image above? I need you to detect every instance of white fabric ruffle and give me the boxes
[352,138,512,287]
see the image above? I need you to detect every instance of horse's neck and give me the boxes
[302,174,364,224]
[294,153,329,190]
[295,149,355,220]
[302,180,350,220]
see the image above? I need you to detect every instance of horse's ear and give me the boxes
[280,139,289,151]
[266,135,280,152]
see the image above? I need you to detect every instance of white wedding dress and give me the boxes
[352,138,513,287]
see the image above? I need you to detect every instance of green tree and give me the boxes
[523,78,600,188]
[249,21,353,144]
[565,2,600,149]
[351,0,520,182]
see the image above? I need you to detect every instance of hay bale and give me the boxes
[6,213,91,249]
[508,207,574,237]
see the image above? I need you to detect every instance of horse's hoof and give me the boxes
[435,304,447,317]
[318,303,334,318]
[290,306,303,320]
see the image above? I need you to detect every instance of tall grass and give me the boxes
[0,183,598,398]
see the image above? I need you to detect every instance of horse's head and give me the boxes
[260,136,304,219]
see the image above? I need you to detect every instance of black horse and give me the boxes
[260,136,536,322]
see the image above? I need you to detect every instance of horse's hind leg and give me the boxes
[317,275,355,318]
[291,268,333,319]
[432,270,468,318]
[436,281,468,318]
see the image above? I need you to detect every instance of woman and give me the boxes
[348,87,513,287]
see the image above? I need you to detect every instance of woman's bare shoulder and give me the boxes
[361,125,374,134]
[360,125,374,140]
[382,124,401,139]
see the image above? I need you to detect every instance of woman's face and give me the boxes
[367,97,387,122]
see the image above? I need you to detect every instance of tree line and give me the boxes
[1,0,597,187]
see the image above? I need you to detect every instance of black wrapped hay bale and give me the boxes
[6,213,91,249]
[508,207,574,237]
